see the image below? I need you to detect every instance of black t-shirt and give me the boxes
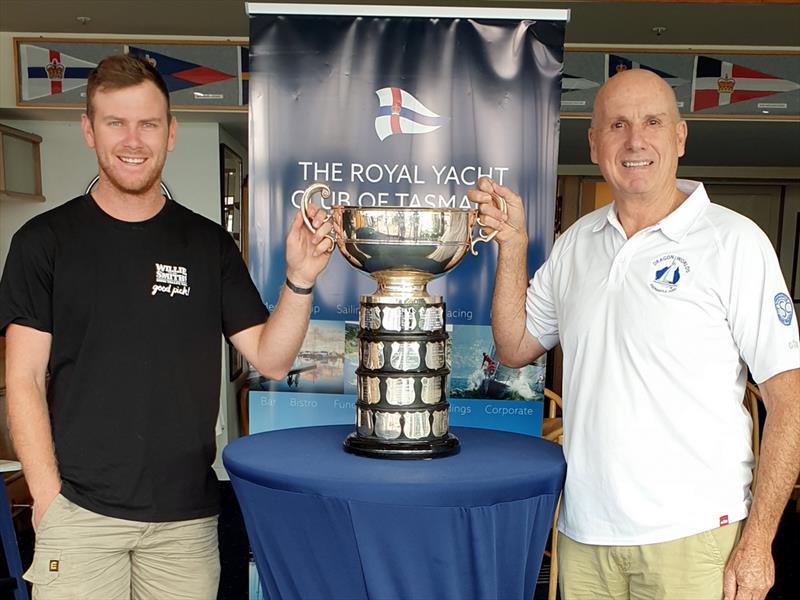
[0,195,268,521]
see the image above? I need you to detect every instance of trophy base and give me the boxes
[343,433,460,459]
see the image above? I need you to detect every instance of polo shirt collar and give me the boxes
[591,179,710,242]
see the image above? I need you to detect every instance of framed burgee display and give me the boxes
[14,37,248,110]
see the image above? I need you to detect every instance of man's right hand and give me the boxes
[466,177,528,247]
[33,486,61,529]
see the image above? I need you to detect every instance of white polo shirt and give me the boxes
[527,179,800,545]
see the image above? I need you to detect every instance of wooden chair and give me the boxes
[541,388,563,444]
[540,388,563,600]
[743,381,761,489]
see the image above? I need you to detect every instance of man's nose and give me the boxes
[625,125,646,150]
[122,125,144,147]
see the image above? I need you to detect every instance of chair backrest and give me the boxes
[743,381,761,489]
[543,387,562,419]
[541,388,563,445]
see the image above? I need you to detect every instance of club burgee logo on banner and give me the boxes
[245,3,569,436]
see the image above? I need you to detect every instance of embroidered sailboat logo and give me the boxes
[655,260,681,286]
[650,254,690,294]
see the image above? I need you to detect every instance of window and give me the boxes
[0,123,45,202]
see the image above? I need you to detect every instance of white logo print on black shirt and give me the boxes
[152,263,191,297]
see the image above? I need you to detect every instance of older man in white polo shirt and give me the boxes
[470,69,800,600]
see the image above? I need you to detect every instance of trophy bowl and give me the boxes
[335,207,475,275]
[301,182,505,458]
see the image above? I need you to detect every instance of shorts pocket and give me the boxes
[32,493,63,535]
[23,549,62,586]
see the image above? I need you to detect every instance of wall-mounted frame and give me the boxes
[562,46,800,121]
[14,37,248,110]
[220,144,244,251]
[0,123,45,202]
[220,143,246,380]
[228,343,244,382]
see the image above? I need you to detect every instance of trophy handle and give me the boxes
[470,193,509,255]
[300,182,336,252]
[301,182,333,233]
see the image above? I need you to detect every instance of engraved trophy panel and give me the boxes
[420,375,445,405]
[424,340,447,370]
[385,377,416,406]
[419,306,445,332]
[374,412,403,440]
[359,376,381,404]
[360,305,382,330]
[357,408,374,436]
[381,306,417,332]
[301,182,507,459]
[403,411,432,440]
[361,340,385,370]
[390,341,421,371]
[432,410,449,437]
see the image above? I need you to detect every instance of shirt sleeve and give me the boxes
[725,221,800,384]
[219,230,269,339]
[0,222,55,335]
[525,240,561,350]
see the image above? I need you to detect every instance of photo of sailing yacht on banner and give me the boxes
[449,325,546,401]
[248,320,345,394]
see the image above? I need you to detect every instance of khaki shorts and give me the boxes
[558,522,743,600]
[24,494,220,600]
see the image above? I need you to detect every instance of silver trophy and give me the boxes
[302,182,505,458]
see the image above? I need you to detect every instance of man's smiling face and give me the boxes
[588,70,687,203]
[81,80,176,197]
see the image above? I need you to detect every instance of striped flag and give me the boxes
[126,46,234,92]
[606,54,688,89]
[374,87,447,141]
[691,56,800,112]
[561,74,600,93]
[20,44,96,100]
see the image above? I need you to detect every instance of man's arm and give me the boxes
[5,323,60,527]
[467,178,546,367]
[231,205,333,379]
[724,367,800,600]
[231,285,315,380]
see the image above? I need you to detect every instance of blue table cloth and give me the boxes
[224,425,566,600]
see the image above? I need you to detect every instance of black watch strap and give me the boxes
[285,277,313,295]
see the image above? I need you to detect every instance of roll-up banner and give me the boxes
[246,3,568,437]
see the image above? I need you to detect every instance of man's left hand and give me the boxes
[285,203,334,288]
[723,540,774,600]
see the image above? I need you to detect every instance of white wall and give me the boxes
[0,119,221,265]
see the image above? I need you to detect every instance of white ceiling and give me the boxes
[2,1,799,46]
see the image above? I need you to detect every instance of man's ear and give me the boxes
[588,127,598,165]
[676,120,688,158]
[80,113,96,149]
[167,116,177,152]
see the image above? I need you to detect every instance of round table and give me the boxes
[224,425,566,600]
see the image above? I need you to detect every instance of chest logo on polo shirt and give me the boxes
[774,293,794,326]
[151,262,191,298]
[650,254,691,294]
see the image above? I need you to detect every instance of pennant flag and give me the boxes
[20,44,96,100]
[374,87,448,141]
[126,46,234,93]
[691,56,800,112]
[561,73,600,93]
[606,54,688,88]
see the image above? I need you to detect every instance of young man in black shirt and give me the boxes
[0,54,333,599]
